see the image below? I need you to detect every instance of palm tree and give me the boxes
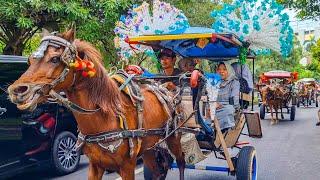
[304,35,317,51]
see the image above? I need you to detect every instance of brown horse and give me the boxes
[7,28,185,180]
[260,85,285,124]
[298,83,316,107]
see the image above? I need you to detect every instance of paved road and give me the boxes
[10,106,320,180]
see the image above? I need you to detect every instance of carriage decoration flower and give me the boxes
[211,0,294,57]
[114,0,189,61]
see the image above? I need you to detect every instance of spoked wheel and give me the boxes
[236,146,257,180]
[52,131,80,175]
[259,104,265,119]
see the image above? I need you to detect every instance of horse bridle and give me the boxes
[31,35,100,114]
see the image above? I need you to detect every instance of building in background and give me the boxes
[291,19,320,51]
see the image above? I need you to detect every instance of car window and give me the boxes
[0,62,28,90]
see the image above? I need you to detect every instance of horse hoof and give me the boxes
[316,122,320,126]
[271,121,275,125]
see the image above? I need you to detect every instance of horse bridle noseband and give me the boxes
[32,35,100,114]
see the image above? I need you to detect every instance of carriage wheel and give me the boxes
[259,105,265,119]
[236,146,257,180]
[290,106,296,121]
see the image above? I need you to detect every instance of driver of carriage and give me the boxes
[215,62,240,131]
[178,57,197,73]
[158,48,182,88]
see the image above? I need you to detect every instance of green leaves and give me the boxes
[17,17,33,28]
[279,0,320,20]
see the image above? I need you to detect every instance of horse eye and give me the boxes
[50,56,61,64]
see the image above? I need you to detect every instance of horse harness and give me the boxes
[31,34,184,157]
[75,70,179,156]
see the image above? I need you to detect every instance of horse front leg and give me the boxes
[270,105,275,125]
[167,134,185,180]
[143,149,168,180]
[280,105,284,120]
[119,159,136,180]
[275,107,279,124]
[88,162,105,180]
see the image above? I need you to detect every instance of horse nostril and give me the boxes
[13,85,30,95]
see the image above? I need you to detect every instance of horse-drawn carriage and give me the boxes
[257,70,298,123]
[6,0,296,179]
[8,29,263,180]
[296,78,319,107]
[123,27,263,179]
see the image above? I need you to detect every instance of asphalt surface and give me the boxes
[9,106,320,180]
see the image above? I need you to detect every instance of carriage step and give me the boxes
[235,141,250,146]
[171,163,229,172]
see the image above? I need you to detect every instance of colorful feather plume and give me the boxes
[114,0,189,60]
[211,0,294,56]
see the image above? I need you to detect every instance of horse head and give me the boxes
[7,28,79,111]
[8,27,118,114]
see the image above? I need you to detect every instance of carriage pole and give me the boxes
[251,57,255,111]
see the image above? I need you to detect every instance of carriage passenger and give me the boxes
[158,49,182,89]
[215,62,240,131]
[178,58,197,73]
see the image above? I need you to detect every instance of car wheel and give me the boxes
[52,131,80,175]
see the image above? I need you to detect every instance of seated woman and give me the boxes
[215,62,240,131]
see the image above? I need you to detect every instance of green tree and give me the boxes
[0,0,90,55]
[278,0,320,20]
[0,0,133,57]
[166,0,219,27]
[253,37,303,80]
[304,35,317,51]
[311,39,320,61]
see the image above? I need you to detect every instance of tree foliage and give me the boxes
[166,0,219,27]
[0,0,134,59]
[252,37,303,79]
[278,0,320,20]
[0,0,90,55]
[311,39,320,61]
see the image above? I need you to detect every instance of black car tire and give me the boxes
[52,131,80,175]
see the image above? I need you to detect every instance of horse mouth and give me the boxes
[16,92,42,111]
[9,85,45,111]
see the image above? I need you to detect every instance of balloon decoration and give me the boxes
[114,0,189,61]
[211,0,294,57]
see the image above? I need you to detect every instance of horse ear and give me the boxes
[41,28,50,37]
[63,25,76,42]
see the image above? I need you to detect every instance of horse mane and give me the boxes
[73,39,122,116]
